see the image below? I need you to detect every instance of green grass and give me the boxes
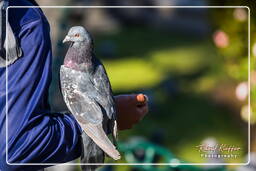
[102,58,163,91]
[101,43,218,92]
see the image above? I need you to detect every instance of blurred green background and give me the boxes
[36,0,256,170]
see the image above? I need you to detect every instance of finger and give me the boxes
[137,94,146,103]
[127,94,142,106]
[136,94,148,106]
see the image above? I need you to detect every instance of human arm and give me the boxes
[1,6,83,170]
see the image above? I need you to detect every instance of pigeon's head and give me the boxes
[63,26,92,45]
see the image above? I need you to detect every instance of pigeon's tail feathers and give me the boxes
[112,120,118,146]
[81,132,104,171]
[81,123,121,160]
[113,120,118,139]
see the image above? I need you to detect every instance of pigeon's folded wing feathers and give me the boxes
[92,64,116,120]
[92,63,118,140]
[60,66,102,124]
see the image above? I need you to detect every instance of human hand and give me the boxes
[115,94,149,130]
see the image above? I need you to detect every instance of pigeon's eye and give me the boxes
[74,34,80,37]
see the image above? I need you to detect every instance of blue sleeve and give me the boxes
[0,4,82,171]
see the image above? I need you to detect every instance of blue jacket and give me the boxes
[0,0,82,170]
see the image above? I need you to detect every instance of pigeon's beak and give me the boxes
[63,35,71,43]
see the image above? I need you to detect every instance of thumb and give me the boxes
[136,94,148,105]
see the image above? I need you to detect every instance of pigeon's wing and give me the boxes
[92,60,116,120]
[92,59,118,139]
[60,65,120,160]
[60,65,102,124]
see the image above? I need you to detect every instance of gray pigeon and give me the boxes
[60,26,120,170]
